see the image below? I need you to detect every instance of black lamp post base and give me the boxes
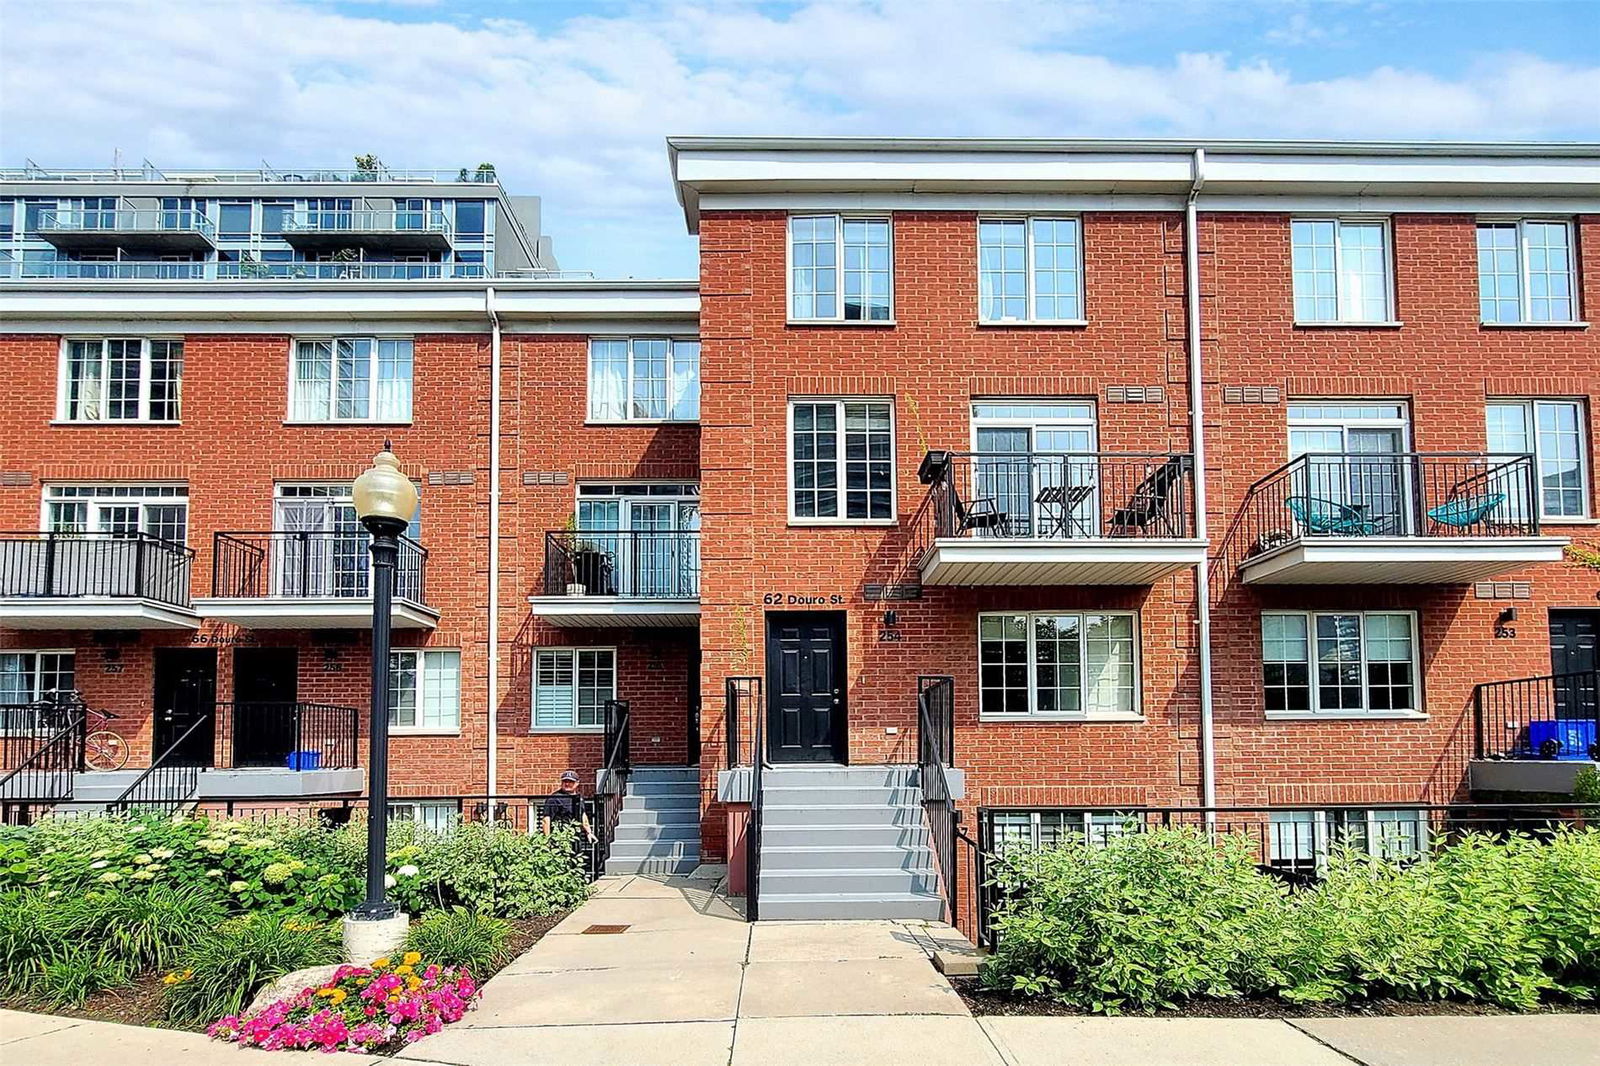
[350,899,400,921]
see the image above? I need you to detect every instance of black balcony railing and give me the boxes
[212,531,427,603]
[917,451,1195,542]
[0,531,194,607]
[1475,671,1600,760]
[0,693,88,809]
[214,701,361,770]
[541,530,700,599]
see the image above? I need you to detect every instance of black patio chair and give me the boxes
[1111,455,1191,535]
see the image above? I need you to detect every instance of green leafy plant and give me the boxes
[1573,765,1600,807]
[404,907,510,974]
[163,914,341,1028]
[34,946,132,1008]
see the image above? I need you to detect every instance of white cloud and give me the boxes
[1,0,1595,277]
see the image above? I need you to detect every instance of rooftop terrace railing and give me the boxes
[1,164,501,184]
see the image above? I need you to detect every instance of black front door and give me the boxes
[766,611,846,764]
[1550,610,1599,720]
[233,648,299,768]
[153,648,217,766]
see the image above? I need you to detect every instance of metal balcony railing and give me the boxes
[212,531,427,604]
[541,530,701,599]
[15,259,208,280]
[216,260,452,280]
[0,531,194,607]
[1475,671,1600,760]
[281,209,452,238]
[216,701,361,770]
[37,208,217,242]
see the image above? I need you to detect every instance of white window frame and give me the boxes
[388,800,460,833]
[989,809,1138,854]
[977,610,1142,722]
[786,214,894,324]
[976,216,1086,325]
[1261,610,1423,719]
[286,336,413,424]
[389,649,461,734]
[56,336,183,423]
[1476,218,1580,324]
[585,337,701,423]
[1270,808,1430,875]
[0,650,76,735]
[1485,398,1590,520]
[40,483,189,543]
[787,397,897,525]
[1290,217,1397,325]
[531,646,617,733]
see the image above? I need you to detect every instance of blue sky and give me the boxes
[2,0,1597,278]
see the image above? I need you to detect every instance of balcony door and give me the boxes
[274,492,367,598]
[1288,403,1410,535]
[575,483,699,598]
[972,402,1097,538]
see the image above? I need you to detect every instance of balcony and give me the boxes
[0,532,198,629]
[36,208,217,254]
[1232,453,1567,585]
[1470,671,1598,795]
[529,530,701,627]
[280,209,453,253]
[216,260,453,281]
[195,531,438,629]
[915,451,1206,586]
[12,259,208,280]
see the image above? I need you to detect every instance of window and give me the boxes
[587,338,700,422]
[274,484,420,599]
[0,200,13,239]
[218,202,253,239]
[1270,808,1428,874]
[979,611,1139,719]
[1287,402,1412,535]
[990,810,1137,854]
[978,217,1084,323]
[389,801,458,833]
[60,338,183,422]
[1478,220,1577,323]
[1261,611,1418,717]
[789,215,892,322]
[574,483,700,598]
[453,200,486,238]
[43,484,188,543]
[260,201,293,235]
[532,648,616,731]
[289,338,412,422]
[1486,399,1589,519]
[389,650,460,731]
[0,651,75,734]
[971,401,1098,536]
[1291,219,1393,323]
[789,399,895,521]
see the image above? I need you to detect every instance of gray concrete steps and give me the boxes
[605,766,702,876]
[762,843,934,871]
[764,802,924,826]
[759,891,944,921]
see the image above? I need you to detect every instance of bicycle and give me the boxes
[34,691,129,772]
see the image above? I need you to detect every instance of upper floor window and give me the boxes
[1262,610,1418,718]
[1486,399,1589,518]
[1478,220,1577,324]
[979,611,1139,720]
[789,399,895,522]
[532,647,616,731]
[1291,219,1393,323]
[789,215,892,322]
[978,218,1083,323]
[217,202,253,239]
[389,649,460,731]
[289,337,412,422]
[454,200,486,239]
[588,338,699,422]
[60,338,183,422]
[44,483,188,543]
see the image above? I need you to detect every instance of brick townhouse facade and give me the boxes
[2,140,1598,923]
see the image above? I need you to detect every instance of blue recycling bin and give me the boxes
[1526,720,1597,760]
[286,750,323,771]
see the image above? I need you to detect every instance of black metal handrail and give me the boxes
[0,694,88,806]
[747,690,766,922]
[0,531,194,607]
[540,530,700,599]
[212,531,427,603]
[724,676,763,769]
[593,699,633,877]
[112,714,211,813]
[214,701,361,770]
[1475,670,1600,760]
[917,676,959,925]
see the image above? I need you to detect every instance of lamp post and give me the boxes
[344,444,419,958]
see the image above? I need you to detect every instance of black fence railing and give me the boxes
[917,451,1195,542]
[113,714,212,813]
[593,699,633,877]
[722,677,765,919]
[1475,671,1600,760]
[724,676,762,769]
[0,694,88,807]
[214,701,361,770]
[917,676,960,925]
[212,531,427,603]
[540,530,701,599]
[0,531,194,607]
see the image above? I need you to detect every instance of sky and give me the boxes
[1,0,1597,278]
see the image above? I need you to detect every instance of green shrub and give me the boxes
[405,907,510,973]
[34,946,132,1008]
[163,914,341,1028]
[389,821,589,918]
[1573,765,1600,806]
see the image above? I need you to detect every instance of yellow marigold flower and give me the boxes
[394,964,414,976]
[371,957,390,969]
[406,976,422,991]
[402,951,421,966]
[328,989,347,1006]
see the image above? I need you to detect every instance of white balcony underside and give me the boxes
[193,597,439,629]
[528,596,701,628]
[919,538,1208,586]
[0,597,200,630]
[1239,536,1569,585]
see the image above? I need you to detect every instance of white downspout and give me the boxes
[1185,149,1218,822]
[485,287,502,800]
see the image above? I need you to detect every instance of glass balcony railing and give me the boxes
[37,208,217,242]
[281,209,452,238]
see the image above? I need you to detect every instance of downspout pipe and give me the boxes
[485,287,502,801]
[1184,149,1218,822]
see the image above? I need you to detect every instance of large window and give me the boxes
[979,611,1138,719]
[789,399,895,522]
[44,484,188,543]
[587,338,700,422]
[978,217,1083,323]
[1486,399,1589,519]
[532,648,616,731]
[989,809,1136,854]
[1477,220,1577,324]
[1270,808,1427,875]
[1290,219,1393,323]
[274,483,420,599]
[60,338,183,422]
[789,215,892,322]
[289,337,412,422]
[1262,611,1418,717]
[971,401,1098,537]
[0,651,76,705]
[389,650,460,731]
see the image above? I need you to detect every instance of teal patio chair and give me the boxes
[1427,491,1506,530]
[1285,495,1376,536]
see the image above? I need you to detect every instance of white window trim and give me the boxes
[55,336,183,423]
[1486,397,1591,520]
[968,400,1099,450]
[39,483,190,542]
[1261,609,1426,720]
[975,216,1088,326]
[786,214,895,325]
[1270,808,1431,874]
[530,645,617,734]
[990,809,1139,851]
[786,397,898,526]
[389,648,462,735]
[284,335,414,425]
[1477,217,1581,325]
[977,609,1144,722]
[1290,217,1399,326]
[0,649,77,736]
[585,336,701,424]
